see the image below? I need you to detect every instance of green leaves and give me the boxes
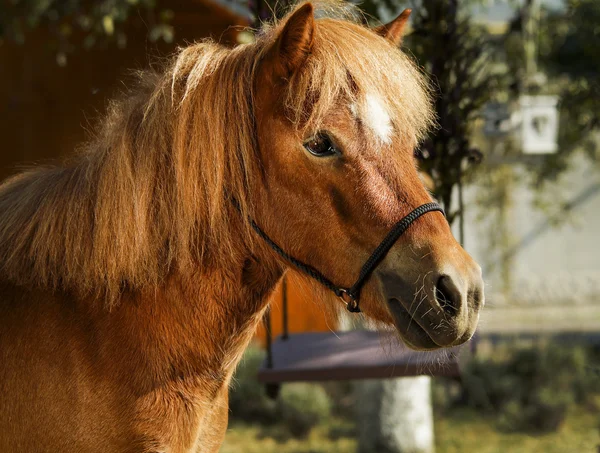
[406,0,500,221]
[527,0,600,185]
[0,0,174,64]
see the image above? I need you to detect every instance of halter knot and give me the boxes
[337,289,361,313]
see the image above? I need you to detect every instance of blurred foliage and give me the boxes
[543,0,600,79]
[229,346,279,424]
[406,0,500,223]
[0,0,173,65]
[322,380,355,419]
[500,0,600,187]
[439,343,600,433]
[278,383,332,437]
[229,346,333,438]
[535,0,600,184]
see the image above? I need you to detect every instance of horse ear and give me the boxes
[374,9,411,46]
[269,3,315,79]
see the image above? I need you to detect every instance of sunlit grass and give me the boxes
[222,407,599,453]
[435,407,599,453]
[221,418,356,453]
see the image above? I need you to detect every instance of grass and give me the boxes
[222,406,599,453]
[435,407,599,453]
[221,418,357,453]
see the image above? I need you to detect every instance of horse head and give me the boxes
[250,4,484,350]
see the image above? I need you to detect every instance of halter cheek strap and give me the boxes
[238,200,444,313]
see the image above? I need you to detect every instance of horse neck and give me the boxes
[97,243,284,391]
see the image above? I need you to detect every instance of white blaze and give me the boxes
[363,93,393,144]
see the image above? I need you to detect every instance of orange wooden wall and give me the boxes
[255,273,339,345]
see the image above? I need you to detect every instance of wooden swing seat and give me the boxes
[258,330,461,383]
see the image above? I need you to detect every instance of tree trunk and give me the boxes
[356,376,435,453]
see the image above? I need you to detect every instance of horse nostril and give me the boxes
[435,275,462,316]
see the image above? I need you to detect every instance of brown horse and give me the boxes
[0,3,484,452]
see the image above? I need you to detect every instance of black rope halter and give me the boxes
[235,198,444,313]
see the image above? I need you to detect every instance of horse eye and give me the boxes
[303,133,338,157]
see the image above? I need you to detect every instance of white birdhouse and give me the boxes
[518,95,559,154]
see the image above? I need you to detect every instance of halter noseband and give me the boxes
[237,200,444,313]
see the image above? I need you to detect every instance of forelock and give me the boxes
[263,2,435,146]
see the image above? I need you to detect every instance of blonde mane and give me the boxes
[0,2,433,304]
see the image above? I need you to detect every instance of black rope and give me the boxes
[240,209,343,295]
[347,203,444,301]
[232,197,444,313]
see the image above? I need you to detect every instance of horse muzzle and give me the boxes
[380,264,484,351]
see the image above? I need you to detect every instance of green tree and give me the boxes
[0,0,173,64]
[536,0,600,182]
[406,0,499,230]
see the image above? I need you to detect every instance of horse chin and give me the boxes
[386,298,441,351]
